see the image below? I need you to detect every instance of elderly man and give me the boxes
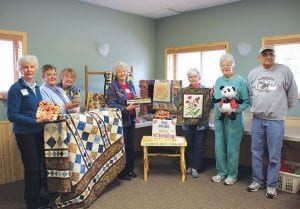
[246,46,298,199]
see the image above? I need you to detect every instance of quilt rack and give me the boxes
[84,65,108,110]
[84,65,134,110]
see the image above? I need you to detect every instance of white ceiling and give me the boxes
[78,0,241,19]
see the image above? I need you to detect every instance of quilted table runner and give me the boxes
[44,108,125,208]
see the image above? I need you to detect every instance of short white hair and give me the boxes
[187,68,200,77]
[112,61,128,77]
[220,53,235,67]
[16,55,39,73]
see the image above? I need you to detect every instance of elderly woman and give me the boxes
[57,68,81,112]
[182,68,210,178]
[106,61,138,181]
[211,53,249,185]
[40,64,79,113]
[7,55,51,209]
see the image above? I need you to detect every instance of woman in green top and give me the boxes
[211,53,249,185]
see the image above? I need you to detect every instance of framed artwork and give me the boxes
[139,80,182,113]
[177,87,211,125]
[153,80,172,103]
[183,94,203,118]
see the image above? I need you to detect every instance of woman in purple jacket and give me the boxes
[106,61,138,181]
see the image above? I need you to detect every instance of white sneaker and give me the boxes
[247,181,265,192]
[224,177,237,185]
[266,187,277,199]
[191,168,200,178]
[211,175,226,183]
[186,167,192,174]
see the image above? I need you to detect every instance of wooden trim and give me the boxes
[84,65,106,110]
[164,48,168,80]
[166,41,229,54]
[0,30,27,94]
[262,34,300,46]
[0,122,23,185]
[0,121,10,124]
[164,41,229,79]
[0,29,27,55]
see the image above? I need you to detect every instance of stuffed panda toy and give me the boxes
[213,85,244,121]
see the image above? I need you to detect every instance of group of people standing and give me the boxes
[183,46,298,200]
[7,56,80,209]
[6,57,139,209]
[6,45,298,208]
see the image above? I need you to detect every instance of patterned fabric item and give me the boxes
[104,71,113,97]
[140,80,182,113]
[44,108,125,208]
[139,80,153,116]
[57,82,81,103]
[87,92,106,110]
[153,80,172,103]
[176,88,211,125]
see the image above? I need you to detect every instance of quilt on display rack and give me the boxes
[44,108,125,208]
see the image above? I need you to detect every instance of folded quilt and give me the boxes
[44,108,125,208]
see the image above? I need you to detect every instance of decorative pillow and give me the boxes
[36,101,60,121]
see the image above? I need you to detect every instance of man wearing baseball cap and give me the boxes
[246,45,298,198]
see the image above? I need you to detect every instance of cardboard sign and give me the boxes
[152,118,177,139]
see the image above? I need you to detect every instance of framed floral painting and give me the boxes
[177,87,211,125]
[183,94,203,118]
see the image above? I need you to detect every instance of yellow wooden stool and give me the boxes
[141,136,187,182]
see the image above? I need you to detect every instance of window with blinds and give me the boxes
[0,30,27,93]
[165,42,229,87]
[262,34,300,98]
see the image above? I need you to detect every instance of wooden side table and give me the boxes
[141,136,187,182]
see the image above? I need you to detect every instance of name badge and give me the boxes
[21,89,29,96]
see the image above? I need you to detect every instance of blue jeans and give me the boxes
[251,116,284,188]
[182,124,208,170]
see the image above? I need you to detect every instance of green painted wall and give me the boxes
[155,0,300,116]
[0,0,156,120]
[1,0,299,119]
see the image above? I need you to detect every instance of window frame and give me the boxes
[164,41,229,80]
[0,29,27,96]
[262,34,300,99]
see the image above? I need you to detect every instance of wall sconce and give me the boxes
[238,42,251,56]
[96,43,110,58]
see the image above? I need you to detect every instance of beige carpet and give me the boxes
[0,157,299,209]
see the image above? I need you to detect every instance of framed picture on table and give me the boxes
[177,88,211,125]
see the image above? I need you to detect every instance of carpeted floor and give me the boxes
[0,156,299,209]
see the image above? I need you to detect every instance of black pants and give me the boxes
[120,123,135,176]
[15,131,48,209]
